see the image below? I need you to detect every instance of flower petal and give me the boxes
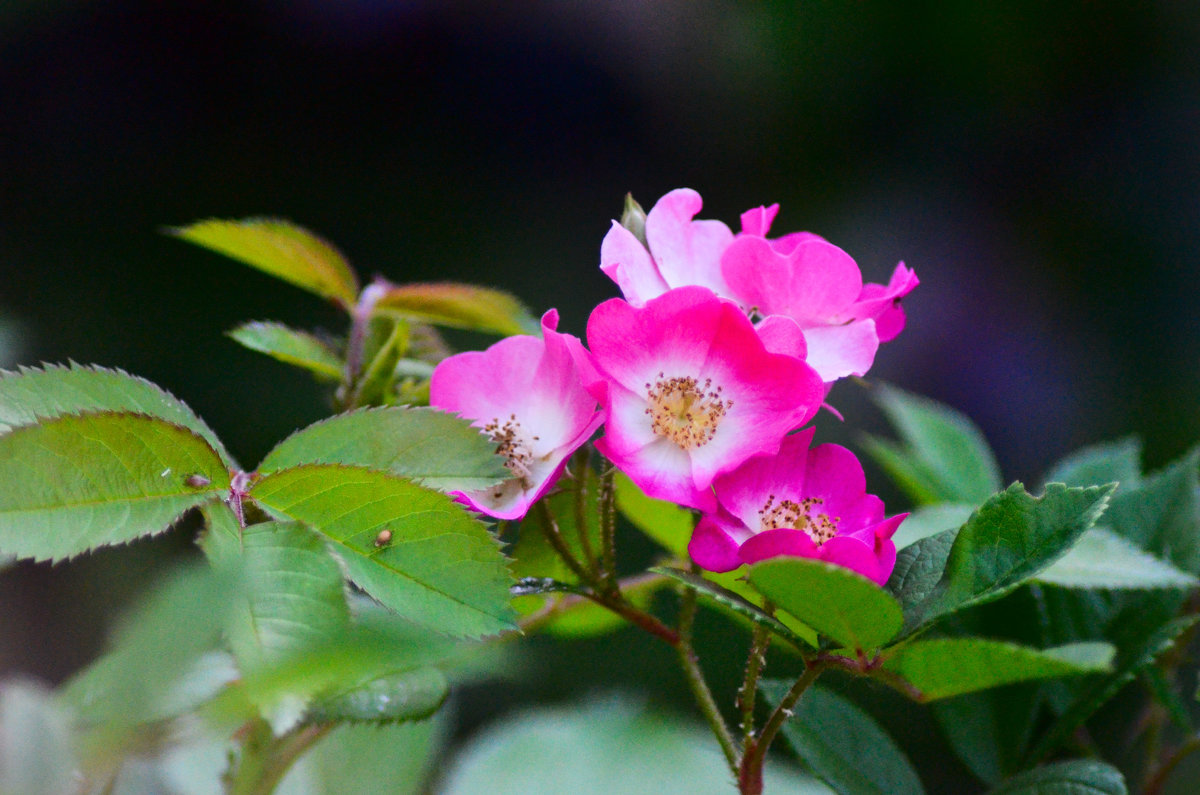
[689,516,744,572]
[645,189,735,296]
[800,319,880,381]
[600,221,669,306]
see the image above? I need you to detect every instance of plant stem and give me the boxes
[1144,734,1200,795]
[534,499,592,584]
[739,660,826,795]
[598,464,619,592]
[738,601,773,749]
[677,578,739,776]
[227,720,332,795]
[571,450,597,577]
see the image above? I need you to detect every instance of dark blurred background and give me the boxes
[2,0,1199,784]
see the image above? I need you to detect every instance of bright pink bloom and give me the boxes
[847,262,919,343]
[600,188,735,306]
[688,428,906,585]
[429,310,604,520]
[586,286,824,511]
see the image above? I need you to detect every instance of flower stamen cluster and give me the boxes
[645,373,731,450]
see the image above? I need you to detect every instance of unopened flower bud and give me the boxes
[620,193,648,248]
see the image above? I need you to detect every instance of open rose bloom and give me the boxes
[429,310,603,520]
[688,429,906,585]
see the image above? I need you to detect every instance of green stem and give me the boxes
[534,499,592,585]
[1144,734,1200,795]
[739,660,826,795]
[227,720,332,795]
[677,579,739,776]
[738,601,773,749]
[598,464,619,592]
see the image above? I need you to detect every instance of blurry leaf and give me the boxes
[372,282,539,336]
[201,505,351,672]
[1024,615,1200,765]
[654,567,813,650]
[227,321,344,381]
[0,363,233,465]
[1102,446,1200,573]
[0,413,230,562]
[933,686,1043,785]
[0,680,77,795]
[864,384,1001,504]
[614,470,694,558]
[748,558,902,651]
[441,696,830,795]
[1035,527,1198,589]
[305,667,447,724]
[881,639,1113,701]
[349,315,408,407]
[279,717,444,795]
[1042,437,1142,493]
[1142,666,1193,731]
[987,759,1127,795]
[258,406,508,493]
[249,464,515,638]
[892,502,974,550]
[169,218,359,307]
[886,527,958,613]
[761,681,924,795]
[60,563,238,733]
[906,484,1113,634]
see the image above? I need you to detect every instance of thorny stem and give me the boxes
[570,449,597,577]
[534,499,591,584]
[738,601,774,749]
[517,571,670,634]
[598,464,619,593]
[677,574,740,776]
[739,660,827,795]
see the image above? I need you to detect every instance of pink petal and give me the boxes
[851,263,919,343]
[600,221,669,306]
[739,204,780,237]
[722,237,863,325]
[644,189,735,297]
[689,516,744,572]
[817,534,894,585]
[739,527,821,566]
[754,315,808,359]
[710,429,816,529]
[800,320,880,381]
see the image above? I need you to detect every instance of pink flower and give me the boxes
[429,310,604,520]
[600,188,735,306]
[688,428,906,585]
[586,286,825,511]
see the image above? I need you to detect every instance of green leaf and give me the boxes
[892,502,974,550]
[258,406,509,493]
[1102,446,1200,573]
[281,717,445,795]
[1042,437,1142,493]
[169,217,359,307]
[865,384,1002,504]
[761,681,924,795]
[987,759,1127,795]
[441,696,829,795]
[305,666,448,724]
[227,321,344,381]
[1024,615,1200,765]
[201,505,351,672]
[654,566,813,649]
[1035,527,1198,589]
[906,483,1113,634]
[249,464,515,638]
[371,282,539,336]
[0,363,233,465]
[0,681,77,795]
[748,558,903,650]
[886,527,958,613]
[0,412,230,562]
[933,686,1043,785]
[614,471,694,558]
[881,639,1114,701]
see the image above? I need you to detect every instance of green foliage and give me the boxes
[248,464,515,638]
[441,697,829,794]
[227,321,345,381]
[279,718,444,795]
[987,759,1127,795]
[1042,437,1142,493]
[0,412,230,562]
[1101,446,1200,573]
[0,363,233,464]
[892,502,974,549]
[933,687,1044,785]
[201,506,351,673]
[0,681,78,795]
[654,566,814,649]
[304,667,447,724]
[1035,527,1198,589]
[614,470,695,558]
[371,282,540,336]
[864,384,1002,504]
[903,483,1113,635]
[257,406,509,493]
[881,639,1114,701]
[886,527,958,614]
[169,218,360,307]
[748,558,903,651]
[760,681,924,795]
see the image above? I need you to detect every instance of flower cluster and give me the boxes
[431,189,915,584]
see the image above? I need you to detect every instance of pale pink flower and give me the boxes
[688,428,906,585]
[586,286,824,511]
[599,188,735,306]
[429,310,604,520]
